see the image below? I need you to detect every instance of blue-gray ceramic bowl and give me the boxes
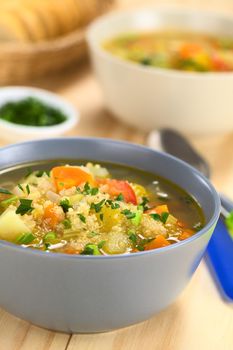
[0,138,220,333]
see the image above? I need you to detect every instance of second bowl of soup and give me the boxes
[87,8,233,133]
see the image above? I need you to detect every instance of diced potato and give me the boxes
[0,209,30,241]
[69,194,83,205]
[98,206,123,232]
[103,232,129,254]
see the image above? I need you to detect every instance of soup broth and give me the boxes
[0,160,204,255]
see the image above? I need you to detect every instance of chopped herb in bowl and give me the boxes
[0,97,67,127]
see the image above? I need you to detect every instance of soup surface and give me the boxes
[0,161,204,255]
[103,30,233,72]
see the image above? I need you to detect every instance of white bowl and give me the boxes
[0,86,78,142]
[87,7,233,134]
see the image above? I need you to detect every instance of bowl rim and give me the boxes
[0,86,78,133]
[87,5,233,79]
[0,137,221,260]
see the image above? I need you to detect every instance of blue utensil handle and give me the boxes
[207,213,233,301]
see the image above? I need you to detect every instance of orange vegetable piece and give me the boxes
[179,43,202,59]
[44,204,60,228]
[51,166,95,192]
[145,235,170,250]
[178,229,195,241]
[97,178,137,204]
[146,204,169,215]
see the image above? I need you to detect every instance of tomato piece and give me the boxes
[97,178,137,204]
[144,235,170,250]
[51,166,95,192]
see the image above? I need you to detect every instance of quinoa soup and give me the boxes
[0,160,204,255]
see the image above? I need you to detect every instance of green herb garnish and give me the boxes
[116,193,124,201]
[111,202,120,209]
[83,182,91,194]
[100,213,104,221]
[78,213,86,223]
[26,184,30,195]
[121,209,136,219]
[17,184,24,192]
[129,233,137,244]
[0,97,67,127]
[0,188,12,195]
[98,240,106,249]
[161,212,169,224]
[150,213,161,221]
[16,233,36,245]
[16,199,33,215]
[60,199,72,213]
[91,187,99,195]
[91,199,106,213]
[140,196,149,210]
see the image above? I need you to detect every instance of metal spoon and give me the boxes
[147,128,233,301]
[147,128,230,217]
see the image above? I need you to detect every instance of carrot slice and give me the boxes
[97,178,137,204]
[179,43,202,59]
[144,235,170,251]
[44,203,60,228]
[51,166,95,192]
[178,229,195,241]
[146,204,169,215]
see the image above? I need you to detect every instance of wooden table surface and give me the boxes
[0,1,233,349]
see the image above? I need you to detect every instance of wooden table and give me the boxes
[0,1,233,349]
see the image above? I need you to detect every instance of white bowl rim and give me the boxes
[0,137,221,260]
[87,5,233,80]
[0,86,79,134]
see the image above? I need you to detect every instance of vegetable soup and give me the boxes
[0,161,204,255]
[103,30,233,72]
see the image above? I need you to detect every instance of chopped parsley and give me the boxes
[150,212,169,224]
[161,212,169,224]
[87,231,99,238]
[16,199,33,215]
[100,213,104,221]
[78,213,86,223]
[91,199,106,213]
[26,184,30,195]
[36,170,50,177]
[116,193,124,201]
[83,182,91,194]
[17,184,24,192]
[111,202,120,209]
[91,187,99,195]
[150,213,161,221]
[121,209,136,219]
[140,196,149,210]
[60,198,72,213]
[129,233,137,244]
[98,240,106,249]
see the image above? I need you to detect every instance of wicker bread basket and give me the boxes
[0,0,114,84]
